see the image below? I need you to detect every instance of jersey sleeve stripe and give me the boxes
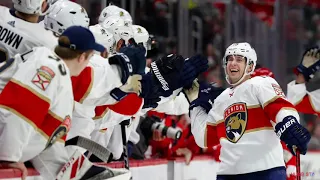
[205,123,221,148]
[295,95,320,116]
[107,94,143,116]
[79,69,93,103]
[0,80,65,139]
[93,105,109,120]
[262,96,280,109]
[71,67,93,103]
[263,97,297,123]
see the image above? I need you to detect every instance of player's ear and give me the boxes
[78,52,87,63]
[247,62,254,73]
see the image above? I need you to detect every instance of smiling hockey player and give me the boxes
[185,42,311,180]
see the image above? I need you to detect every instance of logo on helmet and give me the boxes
[81,7,86,13]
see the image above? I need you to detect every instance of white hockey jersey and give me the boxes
[0,6,57,61]
[190,76,299,175]
[287,80,320,116]
[0,47,73,162]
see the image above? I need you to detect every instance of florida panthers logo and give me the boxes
[224,103,247,143]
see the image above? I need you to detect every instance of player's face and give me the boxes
[116,39,125,52]
[226,55,246,83]
[41,0,49,13]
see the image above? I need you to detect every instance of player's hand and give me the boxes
[110,75,142,101]
[275,116,311,155]
[0,161,27,180]
[182,54,209,89]
[184,80,224,113]
[120,75,142,94]
[295,47,320,81]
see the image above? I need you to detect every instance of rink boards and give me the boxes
[0,153,320,180]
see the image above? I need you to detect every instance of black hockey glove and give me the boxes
[108,53,133,84]
[184,80,224,113]
[182,54,209,89]
[275,116,311,155]
[138,54,184,108]
[119,38,147,75]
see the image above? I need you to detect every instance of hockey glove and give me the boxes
[139,72,168,109]
[184,80,224,113]
[275,116,311,155]
[110,75,142,101]
[109,54,133,84]
[120,38,147,74]
[182,54,209,89]
[295,47,320,81]
[149,54,185,92]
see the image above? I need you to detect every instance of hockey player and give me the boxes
[71,26,208,162]
[287,47,320,117]
[43,0,90,37]
[0,0,57,62]
[0,26,105,179]
[184,42,311,179]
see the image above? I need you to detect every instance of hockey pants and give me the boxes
[216,166,286,180]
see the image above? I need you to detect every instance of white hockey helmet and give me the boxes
[89,24,116,54]
[111,25,134,45]
[222,42,257,86]
[131,25,150,56]
[12,0,56,15]
[118,8,133,26]
[98,5,120,24]
[101,15,125,32]
[98,5,133,26]
[44,0,89,35]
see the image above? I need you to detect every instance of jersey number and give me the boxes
[48,56,67,76]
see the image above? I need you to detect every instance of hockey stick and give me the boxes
[65,136,111,162]
[120,119,131,170]
[296,150,301,180]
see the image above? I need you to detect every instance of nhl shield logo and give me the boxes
[224,103,248,143]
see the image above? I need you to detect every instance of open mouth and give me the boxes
[230,69,239,74]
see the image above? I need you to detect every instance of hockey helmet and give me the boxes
[131,25,150,56]
[89,24,116,55]
[222,42,257,86]
[43,0,89,36]
[98,5,132,26]
[12,0,57,15]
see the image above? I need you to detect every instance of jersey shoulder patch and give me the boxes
[32,65,56,91]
